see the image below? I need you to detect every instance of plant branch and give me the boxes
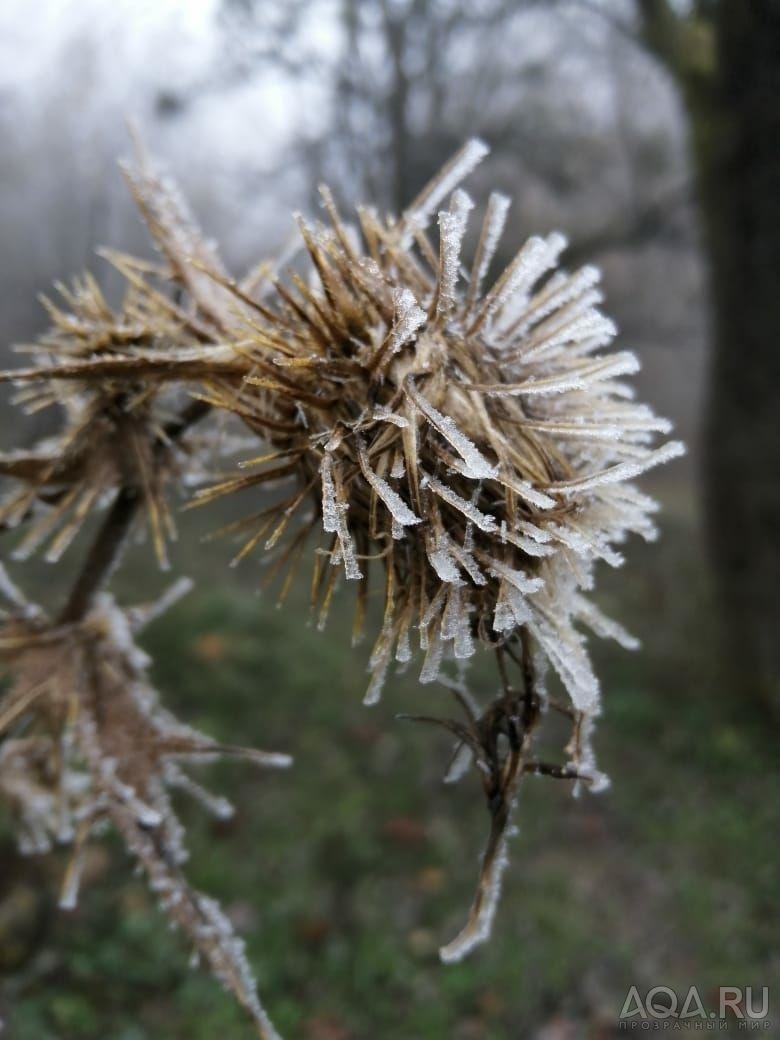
[439,633,540,963]
[57,399,210,624]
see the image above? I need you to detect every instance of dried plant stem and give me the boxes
[58,487,140,623]
[58,399,209,624]
[439,634,540,963]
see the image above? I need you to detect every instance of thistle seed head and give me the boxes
[205,141,683,714]
[0,139,685,1025]
[0,568,287,1039]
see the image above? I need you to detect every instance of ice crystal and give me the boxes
[388,288,427,356]
[357,438,421,529]
[401,137,488,236]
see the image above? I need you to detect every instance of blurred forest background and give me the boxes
[0,1,777,1037]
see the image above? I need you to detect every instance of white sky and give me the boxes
[0,0,220,105]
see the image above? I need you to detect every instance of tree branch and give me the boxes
[565,178,694,265]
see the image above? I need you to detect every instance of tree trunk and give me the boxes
[701,2,780,710]
[640,0,780,710]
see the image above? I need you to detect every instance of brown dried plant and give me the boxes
[0,140,683,1036]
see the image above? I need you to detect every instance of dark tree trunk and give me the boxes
[640,0,780,710]
[701,2,780,709]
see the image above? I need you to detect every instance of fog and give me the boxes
[0,0,707,486]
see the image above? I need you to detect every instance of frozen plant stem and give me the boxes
[58,485,139,623]
[407,634,542,962]
[59,399,210,624]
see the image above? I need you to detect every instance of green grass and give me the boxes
[1,519,778,1038]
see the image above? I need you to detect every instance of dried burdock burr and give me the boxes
[0,139,683,1034]
[202,140,683,960]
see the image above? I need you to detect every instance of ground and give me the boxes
[0,505,777,1039]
